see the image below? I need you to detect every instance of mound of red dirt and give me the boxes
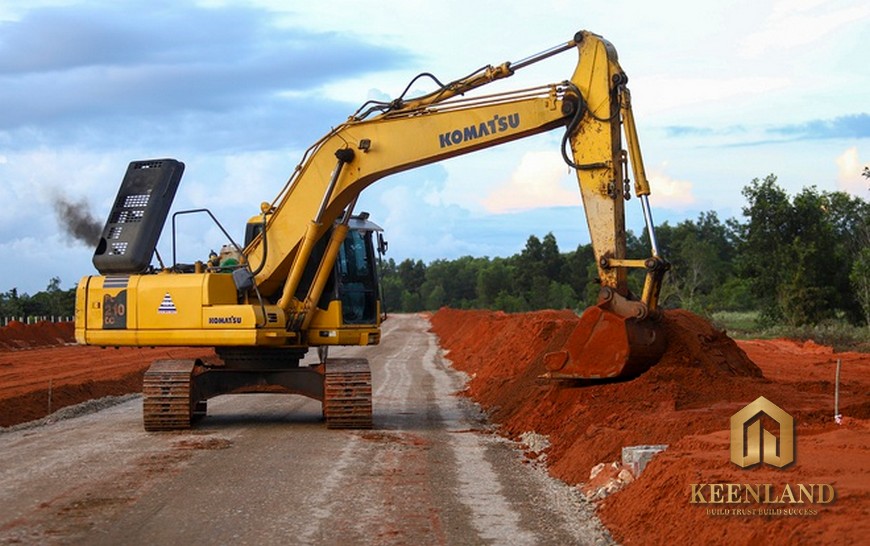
[0,344,215,428]
[0,370,146,426]
[430,307,869,545]
[0,320,74,350]
[430,308,769,478]
[0,321,215,428]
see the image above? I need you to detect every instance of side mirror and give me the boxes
[377,232,388,255]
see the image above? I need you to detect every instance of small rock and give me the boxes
[617,468,635,484]
[519,431,551,455]
[589,462,606,481]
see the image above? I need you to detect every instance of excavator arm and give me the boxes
[244,31,668,378]
[77,30,668,385]
[247,86,574,298]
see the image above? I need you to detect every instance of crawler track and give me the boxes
[142,360,197,431]
[323,358,373,429]
[141,357,371,430]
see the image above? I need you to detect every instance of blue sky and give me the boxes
[0,0,868,295]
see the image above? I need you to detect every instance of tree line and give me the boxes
[3,174,868,328]
[380,175,870,327]
[0,277,76,322]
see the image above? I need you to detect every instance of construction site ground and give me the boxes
[1,312,868,545]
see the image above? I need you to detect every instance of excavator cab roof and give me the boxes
[346,214,382,233]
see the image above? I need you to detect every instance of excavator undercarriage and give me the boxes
[142,356,373,431]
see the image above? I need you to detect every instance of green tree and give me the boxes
[476,258,513,307]
[546,281,578,309]
[0,288,26,318]
[514,234,545,296]
[425,284,446,310]
[653,212,737,312]
[562,243,595,299]
[824,191,870,322]
[35,277,74,318]
[0,279,77,320]
[540,232,565,281]
[422,257,482,309]
[397,259,426,296]
[492,291,526,312]
[851,248,870,326]
[775,188,839,325]
[737,175,799,321]
[737,176,866,325]
[511,233,568,309]
[400,290,423,312]
[380,274,404,313]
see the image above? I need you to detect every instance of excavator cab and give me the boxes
[334,218,382,325]
[244,212,385,344]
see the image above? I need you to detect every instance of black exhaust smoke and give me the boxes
[52,195,102,248]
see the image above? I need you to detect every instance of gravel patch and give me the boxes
[0,394,140,434]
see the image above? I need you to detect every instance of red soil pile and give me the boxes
[430,308,769,478]
[0,323,214,427]
[0,320,74,350]
[430,308,870,546]
[0,370,146,427]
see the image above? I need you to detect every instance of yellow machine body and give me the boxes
[74,30,670,430]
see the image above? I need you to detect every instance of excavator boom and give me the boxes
[241,30,669,379]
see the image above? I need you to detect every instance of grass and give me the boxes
[710,311,760,339]
[711,310,870,352]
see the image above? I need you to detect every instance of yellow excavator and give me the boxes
[75,30,669,431]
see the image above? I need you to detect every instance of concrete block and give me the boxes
[622,444,668,476]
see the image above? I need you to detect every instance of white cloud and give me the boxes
[740,1,870,58]
[181,151,290,211]
[0,233,94,294]
[374,181,490,261]
[0,148,120,235]
[648,164,696,210]
[632,75,790,117]
[481,151,578,213]
[835,147,868,196]
[481,152,699,214]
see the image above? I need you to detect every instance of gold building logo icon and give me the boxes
[730,396,795,468]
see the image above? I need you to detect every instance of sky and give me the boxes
[0,0,868,295]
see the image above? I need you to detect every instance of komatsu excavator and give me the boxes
[75,30,669,431]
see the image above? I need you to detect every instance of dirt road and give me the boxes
[0,314,612,545]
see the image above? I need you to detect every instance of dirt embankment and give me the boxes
[0,320,74,350]
[0,321,213,428]
[430,308,869,546]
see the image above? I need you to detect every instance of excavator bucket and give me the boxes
[543,304,666,380]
